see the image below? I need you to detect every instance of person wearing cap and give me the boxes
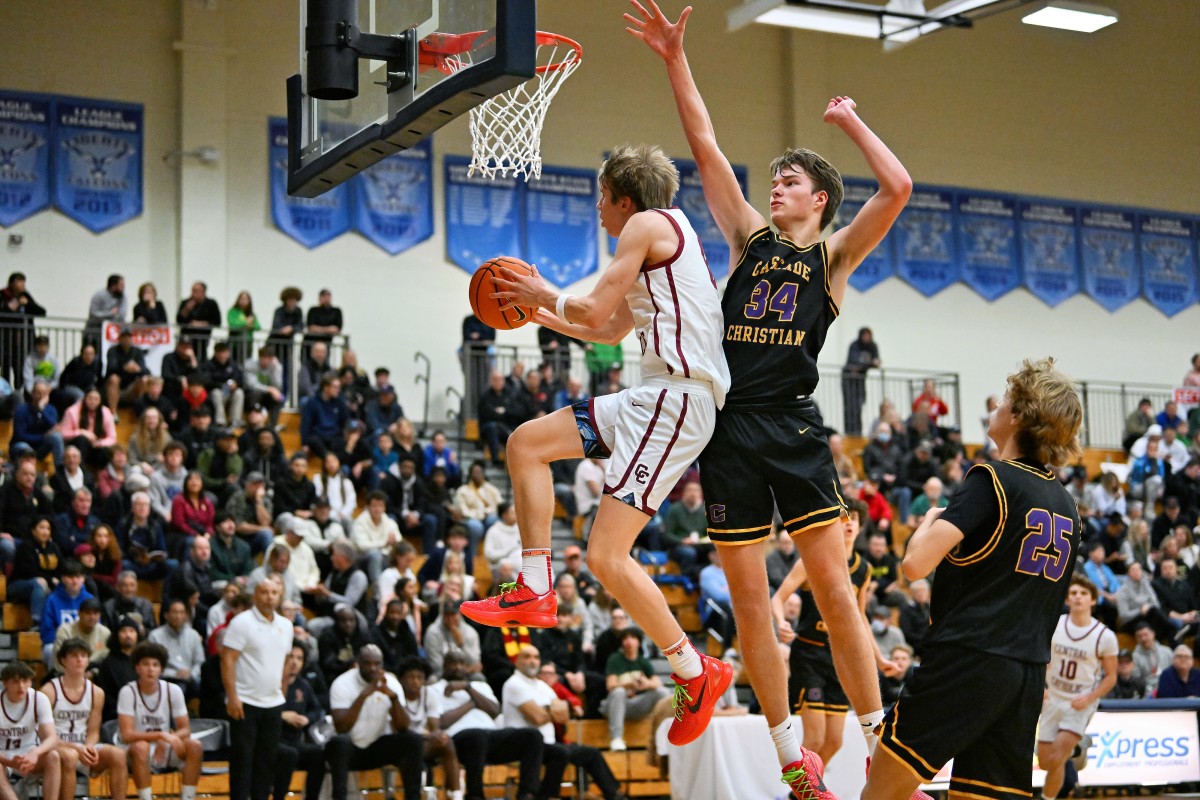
[103,326,149,413]
[173,403,215,470]
[274,513,321,591]
[225,470,275,556]
[1130,438,1168,521]
[51,597,110,673]
[364,382,404,438]
[202,340,246,428]
[96,616,144,720]
[197,427,243,506]
[1156,643,1200,698]
[424,599,483,682]
[242,346,285,429]
[210,512,255,592]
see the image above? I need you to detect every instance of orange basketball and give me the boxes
[469,256,536,330]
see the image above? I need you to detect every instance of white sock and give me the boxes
[662,635,702,680]
[138,789,152,800]
[181,787,197,800]
[859,709,884,755]
[769,718,804,768]
[520,549,553,594]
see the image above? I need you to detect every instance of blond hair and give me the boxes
[1005,357,1083,467]
[769,148,844,231]
[599,145,679,211]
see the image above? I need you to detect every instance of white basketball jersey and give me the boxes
[1047,615,1118,698]
[626,208,731,408]
[117,680,182,733]
[49,678,96,745]
[0,689,53,757]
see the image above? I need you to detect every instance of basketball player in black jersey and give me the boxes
[629,2,911,796]
[865,358,1084,800]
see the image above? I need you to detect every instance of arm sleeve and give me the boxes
[937,465,1002,554]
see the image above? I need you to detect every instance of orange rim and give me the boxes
[420,30,582,75]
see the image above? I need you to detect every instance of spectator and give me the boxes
[173,405,215,470]
[0,458,53,569]
[95,616,143,719]
[392,658,463,800]
[242,424,286,489]
[864,532,904,606]
[1096,512,1130,575]
[336,419,373,490]
[226,291,261,365]
[300,373,350,459]
[272,644,327,800]
[48,446,95,514]
[898,579,931,655]
[305,288,343,347]
[1124,398,1155,452]
[269,286,305,387]
[453,460,501,548]
[319,605,370,684]
[133,377,179,432]
[102,571,156,632]
[1107,649,1145,700]
[375,542,417,610]
[243,346,285,428]
[1167,459,1200,523]
[879,643,914,713]
[274,453,318,518]
[56,343,103,411]
[601,627,670,751]
[224,471,274,556]
[149,598,205,698]
[12,379,64,465]
[699,548,734,646]
[176,281,221,359]
[296,497,347,574]
[124,491,174,582]
[561,544,599,604]
[297,341,331,403]
[1082,540,1121,626]
[1131,439,1168,520]
[502,644,628,800]
[1088,471,1127,520]
[60,389,117,470]
[483,502,522,576]
[392,417,425,476]
[197,428,242,506]
[1157,644,1200,698]
[314,451,357,531]
[211,512,255,593]
[423,430,461,486]
[85,274,126,343]
[424,599,483,681]
[840,327,879,436]
[160,339,199,406]
[553,376,588,412]
[1153,558,1198,638]
[148,442,189,521]
[862,426,903,513]
[364,383,403,438]
[907,476,948,528]
[912,379,949,428]
[662,480,708,580]
[1130,423,1165,460]
[53,487,100,554]
[828,432,859,494]
[127,407,171,474]
[869,605,906,655]
[1158,401,1184,432]
[171,470,215,544]
[273,514,321,594]
[351,490,400,585]
[202,341,245,428]
[21,335,59,400]
[8,516,63,628]
[370,598,420,675]
[117,642,204,800]
[765,528,798,594]
[247,543,300,606]
[306,540,368,618]
[1124,518,1153,571]
[477,371,514,467]
[1115,561,1174,641]
[169,534,218,615]
[40,560,93,663]
[85,523,124,601]
[103,327,148,412]
[130,281,167,325]
[1132,622,1174,696]
[370,430,399,488]
[1162,425,1191,474]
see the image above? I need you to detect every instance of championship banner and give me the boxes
[524,166,598,288]
[675,159,748,282]
[52,97,143,233]
[99,322,174,375]
[895,186,958,297]
[841,178,896,293]
[0,91,52,227]
[1080,206,1139,312]
[269,117,350,248]
[350,140,433,255]
[1138,213,1197,317]
[1019,199,1081,307]
[957,191,1020,301]
[444,154,522,274]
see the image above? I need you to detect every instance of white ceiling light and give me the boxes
[1021,1,1118,33]
[728,0,1007,46]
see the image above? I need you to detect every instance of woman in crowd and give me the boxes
[8,517,62,626]
[440,550,475,601]
[554,573,595,654]
[83,523,123,600]
[132,282,168,324]
[314,451,358,531]
[393,418,425,475]
[1089,471,1127,519]
[171,470,215,545]
[60,387,118,468]
[95,444,129,501]
[227,290,261,365]
[1123,519,1153,571]
[128,406,172,473]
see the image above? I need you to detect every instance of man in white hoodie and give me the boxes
[352,490,400,585]
[483,502,522,576]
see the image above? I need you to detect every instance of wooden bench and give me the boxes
[3,603,31,632]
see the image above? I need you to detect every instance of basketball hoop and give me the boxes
[423,31,582,181]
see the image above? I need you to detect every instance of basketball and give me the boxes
[469,256,536,330]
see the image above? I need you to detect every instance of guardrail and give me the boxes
[1076,379,1177,450]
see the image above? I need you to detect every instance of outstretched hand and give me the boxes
[625,0,692,62]
[491,264,553,312]
[823,96,859,126]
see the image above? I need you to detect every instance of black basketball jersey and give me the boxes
[721,227,839,406]
[794,552,870,649]
[925,458,1082,664]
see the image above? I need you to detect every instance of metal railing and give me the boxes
[2,317,350,410]
[1075,378,1176,450]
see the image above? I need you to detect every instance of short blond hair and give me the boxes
[1005,357,1083,467]
[769,148,843,230]
[599,145,679,211]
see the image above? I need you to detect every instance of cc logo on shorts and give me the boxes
[708,504,726,523]
[634,464,649,484]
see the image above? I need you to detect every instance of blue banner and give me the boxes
[957,191,1020,301]
[269,117,350,248]
[1019,199,1080,307]
[52,97,142,233]
[675,159,747,282]
[350,141,433,255]
[840,179,897,293]
[1139,213,1197,318]
[1080,206,1139,312]
[0,91,52,227]
[524,166,598,288]
[895,187,958,297]
[444,154,522,273]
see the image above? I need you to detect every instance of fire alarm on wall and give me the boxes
[7,234,23,248]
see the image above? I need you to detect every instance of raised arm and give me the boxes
[822,97,912,298]
[626,1,764,255]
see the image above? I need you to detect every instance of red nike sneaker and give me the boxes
[781,748,835,800]
[666,653,734,746]
[459,578,557,628]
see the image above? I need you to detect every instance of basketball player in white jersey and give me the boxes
[117,642,203,800]
[0,662,60,800]
[41,638,128,800]
[462,144,735,744]
[1038,575,1117,798]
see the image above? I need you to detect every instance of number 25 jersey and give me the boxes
[927,457,1082,664]
[721,227,839,406]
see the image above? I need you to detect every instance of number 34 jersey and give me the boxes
[925,458,1083,664]
[1047,615,1118,699]
[721,227,839,405]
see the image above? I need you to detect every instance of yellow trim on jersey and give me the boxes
[831,478,847,509]
[774,231,822,253]
[734,227,774,268]
[883,703,940,776]
[1003,459,1055,480]
[945,463,1009,566]
[794,636,826,648]
[847,552,862,574]
[707,522,773,534]
[952,776,1032,797]
[711,532,773,547]
[820,240,841,318]
[949,790,1010,800]
[801,702,850,715]
[785,505,845,532]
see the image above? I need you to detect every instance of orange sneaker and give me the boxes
[781,749,835,800]
[459,578,557,628]
[666,653,734,746]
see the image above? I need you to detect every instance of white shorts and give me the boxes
[579,379,716,515]
[1037,693,1097,742]
[128,742,185,774]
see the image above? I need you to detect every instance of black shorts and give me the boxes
[879,644,1044,799]
[700,398,846,546]
[789,642,848,715]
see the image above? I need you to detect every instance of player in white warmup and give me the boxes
[41,638,128,800]
[1038,575,1117,798]
[0,662,61,800]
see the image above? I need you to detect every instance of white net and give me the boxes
[446,35,582,181]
